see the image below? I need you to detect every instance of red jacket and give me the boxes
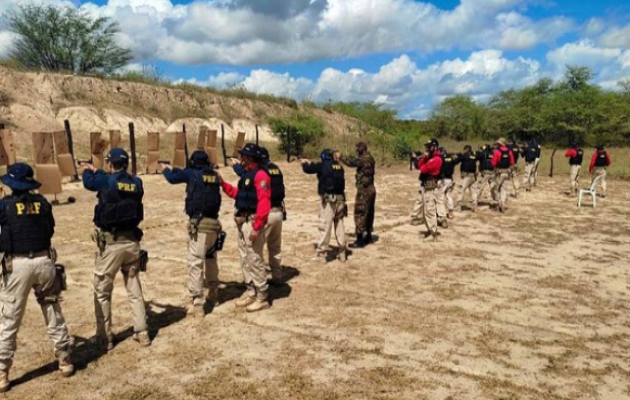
[417,150,442,176]
[221,164,271,231]
[491,146,514,168]
[565,149,577,158]
[589,150,611,173]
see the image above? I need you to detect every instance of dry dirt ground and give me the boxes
[3,162,630,400]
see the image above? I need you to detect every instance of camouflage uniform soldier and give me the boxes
[162,151,223,317]
[340,142,376,248]
[82,148,150,350]
[0,164,74,392]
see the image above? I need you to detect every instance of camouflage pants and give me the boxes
[354,185,376,235]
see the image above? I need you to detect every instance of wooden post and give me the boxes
[128,122,137,175]
[221,124,228,167]
[255,125,259,146]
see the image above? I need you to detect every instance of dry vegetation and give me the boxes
[2,159,629,400]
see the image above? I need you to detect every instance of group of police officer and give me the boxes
[411,137,612,240]
[0,133,611,391]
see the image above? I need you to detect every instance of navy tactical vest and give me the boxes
[235,168,259,214]
[0,194,53,254]
[480,151,494,172]
[497,148,511,169]
[262,162,285,208]
[594,151,608,167]
[440,155,455,179]
[186,167,221,218]
[319,160,345,196]
[570,149,583,166]
[460,152,477,174]
[525,146,539,163]
[511,145,520,163]
[95,172,144,231]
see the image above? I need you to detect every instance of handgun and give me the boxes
[77,159,93,166]
[158,160,171,165]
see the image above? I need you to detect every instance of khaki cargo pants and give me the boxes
[522,161,537,189]
[510,166,519,197]
[492,170,510,210]
[0,256,72,371]
[457,173,477,208]
[591,167,607,195]
[473,172,494,205]
[235,216,268,300]
[188,218,221,300]
[411,186,439,234]
[317,196,346,254]
[569,165,581,194]
[265,208,284,281]
[94,233,147,341]
[437,178,454,217]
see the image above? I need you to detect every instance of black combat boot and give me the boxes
[365,231,373,244]
[349,232,366,248]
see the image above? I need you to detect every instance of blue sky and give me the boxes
[1,0,629,118]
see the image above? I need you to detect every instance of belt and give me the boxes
[10,250,49,259]
[102,230,137,243]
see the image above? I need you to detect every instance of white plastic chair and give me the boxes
[577,174,604,208]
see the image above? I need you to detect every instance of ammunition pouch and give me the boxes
[188,216,202,240]
[55,264,67,291]
[205,231,227,259]
[1,253,11,275]
[422,180,438,191]
[138,250,148,272]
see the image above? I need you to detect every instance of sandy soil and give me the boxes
[3,162,629,400]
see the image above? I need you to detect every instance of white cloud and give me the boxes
[547,40,623,71]
[598,23,630,49]
[217,51,541,119]
[0,0,575,65]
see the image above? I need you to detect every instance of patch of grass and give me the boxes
[108,385,175,400]
[0,90,12,107]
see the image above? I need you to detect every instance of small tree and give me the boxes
[8,5,132,74]
[269,112,325,158]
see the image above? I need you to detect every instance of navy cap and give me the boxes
[259,147,270,160]
[106,148,129,165]
[239,143,261,159]
[1,163,41,191]
[190,150,210,167]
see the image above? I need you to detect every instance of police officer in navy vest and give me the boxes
[0,164,74,391]
[162,150,223,316]
[219,143,273,312]
[454,145,478,211]
[82,148,150,349]
[301,149,347,261]
[230,148,286,284]
[258,147,286,285]
[473,144,495,209]
[565,141,584,195]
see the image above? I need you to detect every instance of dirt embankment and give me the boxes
[0,67,361,154]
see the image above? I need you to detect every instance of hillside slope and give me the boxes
[0,67,360,156]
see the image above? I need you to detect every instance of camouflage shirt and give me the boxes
[340,152,376,188]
